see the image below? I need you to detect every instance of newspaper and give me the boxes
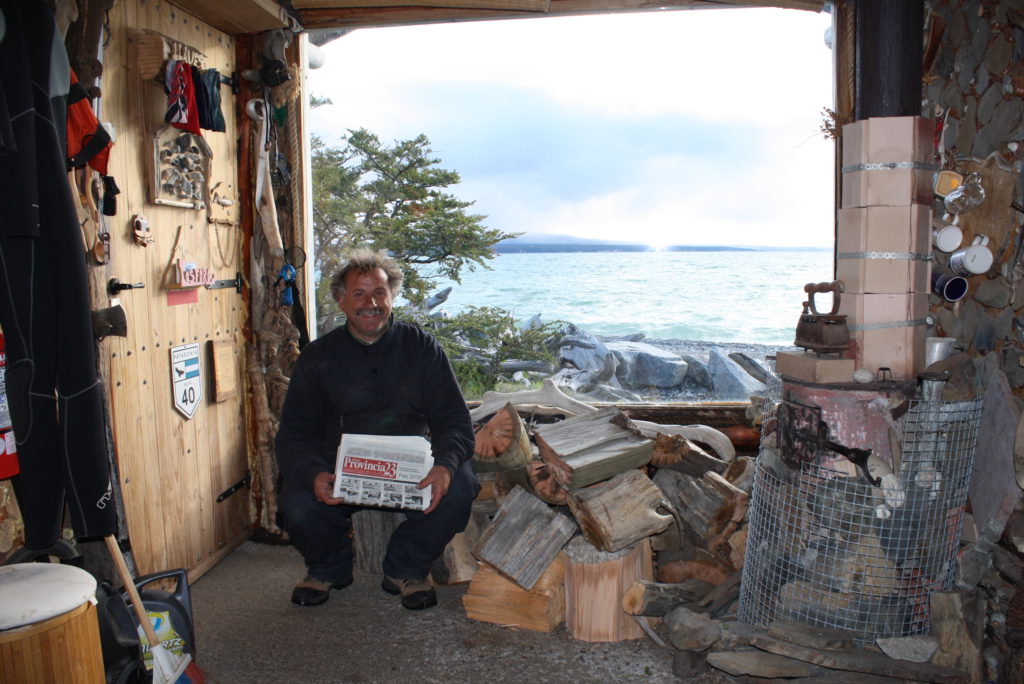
[333,434,433,511]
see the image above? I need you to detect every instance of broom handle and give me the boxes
[104,535,162,648]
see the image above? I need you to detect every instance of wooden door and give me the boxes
[99,0,250,578]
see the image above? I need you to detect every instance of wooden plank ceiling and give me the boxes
[289,0,827,30]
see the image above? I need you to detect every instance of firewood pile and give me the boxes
[419,379,1021,683]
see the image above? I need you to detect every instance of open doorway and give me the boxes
[305,6,836,401]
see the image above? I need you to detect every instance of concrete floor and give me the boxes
[190,541,679,683]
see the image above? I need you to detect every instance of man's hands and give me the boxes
[313,471,344,505]
[313,465,451,514]
[418,465,452,515]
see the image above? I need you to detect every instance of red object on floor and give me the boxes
[0,331,19,478]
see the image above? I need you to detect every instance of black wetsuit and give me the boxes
[0,0,115,547]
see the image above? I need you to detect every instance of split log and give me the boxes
[471,485,577,590]
[462,556,566,632]
[495,459,567,505]
[649,432,725,474]
[534,407,652,490]
[566,469,672,552]
[657,549,735,586]
[563,537,653,642]
[697,569,742,618]
[353,509,404,574]
[472,403,532,473]
[622,579,713,617]
[431,514,481,585]
[469,377,596,422]
[722,455,755,492]
[653,468,747,550]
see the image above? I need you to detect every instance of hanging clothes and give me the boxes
[0,0,116,547]
[164,59,200,135]
[66,69,111,175]
[199,69,226,133]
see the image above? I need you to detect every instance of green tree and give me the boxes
[312,128,518,333]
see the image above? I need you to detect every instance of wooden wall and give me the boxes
[100,0,250,578]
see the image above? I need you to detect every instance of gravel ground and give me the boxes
[191,542,679,683]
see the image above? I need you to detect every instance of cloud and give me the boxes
[307,6,836,248]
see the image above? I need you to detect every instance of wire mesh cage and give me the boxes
[738,391,983,642]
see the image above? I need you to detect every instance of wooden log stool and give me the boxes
[564,536,654,642]
[0,563,105,683]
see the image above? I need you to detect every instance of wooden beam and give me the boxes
[295,0,825,30]
[168,0,287,34]
[294,0,550,11]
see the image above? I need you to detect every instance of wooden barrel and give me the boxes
[0,563,105,683]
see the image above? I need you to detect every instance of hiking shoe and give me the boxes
[381,575,437,610]
[291,574,353,606]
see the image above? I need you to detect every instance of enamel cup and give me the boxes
[931,223,963,253]
[931,269,968,302]
[948,235,993,276]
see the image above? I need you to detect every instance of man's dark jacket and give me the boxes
[275,320,475,493]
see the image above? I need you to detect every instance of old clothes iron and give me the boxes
[794,280,851,354]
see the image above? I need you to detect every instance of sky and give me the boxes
[306,7,836,248]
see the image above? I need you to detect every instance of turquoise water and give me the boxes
[422,250,835,346]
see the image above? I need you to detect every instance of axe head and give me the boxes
[92,304,128,339]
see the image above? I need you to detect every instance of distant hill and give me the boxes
[494,234,830,254]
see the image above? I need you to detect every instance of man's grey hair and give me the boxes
[329,248,404,301]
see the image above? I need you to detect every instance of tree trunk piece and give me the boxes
[564,537,653,642]
[472,403,532,473]
[566,469,672,552]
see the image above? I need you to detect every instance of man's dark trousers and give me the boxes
[279,459,479,583]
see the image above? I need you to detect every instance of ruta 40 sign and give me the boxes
[170,343,202,419]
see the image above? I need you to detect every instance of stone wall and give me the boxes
[923,0,1024,397]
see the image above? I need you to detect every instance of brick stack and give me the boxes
[834,116,936,381]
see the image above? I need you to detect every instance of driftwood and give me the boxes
[472,403,532,473]
[566,469,672,552]
[632,419,736,463]
[622,579,714,617]
[471,485,577,590]
[534,407,652,490]
[563,537,653,642]
[469,378,596,422]
[462,556,566,632]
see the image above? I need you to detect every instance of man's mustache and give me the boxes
[356,307,385,316]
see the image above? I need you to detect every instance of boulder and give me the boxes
[708,348,767,400]
[607,340,688,389]
[557,325,618,379]
[680,355,714,390]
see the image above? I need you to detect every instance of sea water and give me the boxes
[423,250,835,346]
